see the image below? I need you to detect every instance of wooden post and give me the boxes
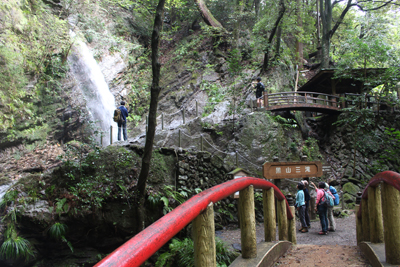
[368,185,384,243]
[200,135,203,151]
[288,206,297,244]
[182,109,185,124]
[263,187,276,242]
[110,126,113,145]
[100,133,103,146]
[361,198,370,242]
[355,204,363,245]
[250,98,253,111]
[193,202,216,267]
[239,185,257,258]
[382,183,400,264]
[310,197,316,220]
[178,129,181,148]
[277,199,288,241]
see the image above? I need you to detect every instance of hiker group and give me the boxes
[295,180,340,235]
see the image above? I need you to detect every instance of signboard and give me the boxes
[263,161,322,179]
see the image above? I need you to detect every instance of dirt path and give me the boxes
[216,212,371,266]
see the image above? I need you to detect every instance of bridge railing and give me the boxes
[94,177,295,267]
[263,91,341,109]
[343,93,399,112]
[355,170,400,265]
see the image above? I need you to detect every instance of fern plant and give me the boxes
[155,237,238,267]
[47,222,74,253]
[0,226,34,261]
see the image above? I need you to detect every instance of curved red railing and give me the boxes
[94,177,293,267]
[357,170,400,219]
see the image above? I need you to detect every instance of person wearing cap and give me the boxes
[325,182,336,232]
[118,101,129,141]
[296,182,308,233]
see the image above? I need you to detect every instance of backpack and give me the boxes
[323,191,334,207]
[113,108,124,123]
[329,186,340,206]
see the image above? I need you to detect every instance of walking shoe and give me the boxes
[301,228,308,233]
[318,231,328,235]
[298,227,305,232]
[329,228,335,232]
[307,225,311,229]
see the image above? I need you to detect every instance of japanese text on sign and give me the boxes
[263,161,322,179]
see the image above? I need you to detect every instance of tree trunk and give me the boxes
[262,0,285,73]
[194,0,225,29]
[295,0,303,65]
[254,0,261,17]
[136,0,165,233]
[320,0,332,68]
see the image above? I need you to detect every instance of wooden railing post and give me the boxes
[355,192,363,244]
[361,198,370,242]
[277,198,288,241]
[239,185,257,258]
[263,91,267,108]
[193,202,216,267]
[286,193,296,244]
[263,187,276,242]
[382,183,400,264]
[368,185,384,243]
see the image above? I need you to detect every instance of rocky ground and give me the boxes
[217,212,372,266]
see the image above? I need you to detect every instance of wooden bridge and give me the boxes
[94,171,400,267]
[257,91,398,114]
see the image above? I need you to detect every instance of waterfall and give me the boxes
[68,34,117,146]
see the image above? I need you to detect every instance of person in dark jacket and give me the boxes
[254,77,265,107]
[118,101,129,141]
[302,180,311,228]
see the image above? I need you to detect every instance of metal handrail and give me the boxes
[94,177,293,267]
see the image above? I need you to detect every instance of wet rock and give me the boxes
[342,182,359,196]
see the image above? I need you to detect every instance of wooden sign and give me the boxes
[263,161,323,179]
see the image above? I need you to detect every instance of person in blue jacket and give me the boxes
[118,101,129,141]
[296,182,308,233]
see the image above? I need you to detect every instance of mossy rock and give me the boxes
[343,193,356,203]
[342,182,360,196]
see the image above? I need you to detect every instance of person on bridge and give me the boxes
[296,182,308,233]
[311,181,329,235]
[253,77,265,108]
[117,101,129,141]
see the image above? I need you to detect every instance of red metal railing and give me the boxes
[357,170,400,219]
[94,177,293,267]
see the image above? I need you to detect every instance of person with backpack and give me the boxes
[254,77,265,108]
[327,181,340,231]
[295,182,308,233]
[302,180,311,229]
[117,101,129,141]
[311,181,329,235]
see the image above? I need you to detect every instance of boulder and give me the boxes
[342,182,359,196]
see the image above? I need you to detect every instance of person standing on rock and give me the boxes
[311,181,329,235]
[302,180,311,229]
[296,182,308,233]
[118,101,129,141]
[253,77,265,108]
[326,182,337,232]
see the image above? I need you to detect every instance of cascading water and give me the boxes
[68,32,117,146]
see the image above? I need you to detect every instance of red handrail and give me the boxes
[94,177,293,267]
[357,170,400,218]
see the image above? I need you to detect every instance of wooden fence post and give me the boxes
[263,187,276,242]
[286,193,296,245]
[277,199,288,241]
[368,185,384,243]
[382,183,400,264]
[193,202,216,267]
[361,198,370,242]
[239,185,257,258]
